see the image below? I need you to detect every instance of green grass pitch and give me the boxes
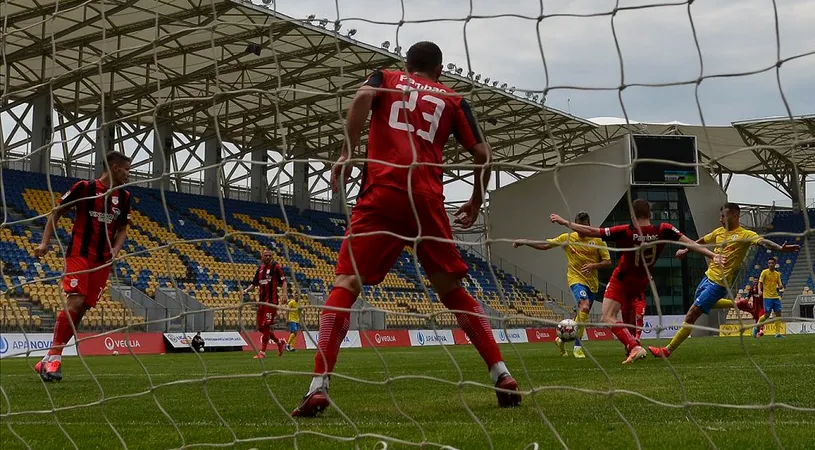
[2,336,814,450]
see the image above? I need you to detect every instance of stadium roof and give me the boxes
[588,115,815,175]
[3,0,598,184]
[3,0,813,203]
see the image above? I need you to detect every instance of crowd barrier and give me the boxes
[2,319,814,358]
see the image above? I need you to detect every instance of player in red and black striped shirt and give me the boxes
[243,249,288,358]
[33,151,132,382]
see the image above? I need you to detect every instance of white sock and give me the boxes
[489,361,509,384]
[308,375,328,394]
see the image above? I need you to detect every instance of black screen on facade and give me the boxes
[630,134,698,186]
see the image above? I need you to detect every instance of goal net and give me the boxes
[2,0,814,449]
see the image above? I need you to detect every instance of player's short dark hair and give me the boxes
[631,199,651,219]
[723,202,741,215]
[106,151,131,166]
[768,257,776,262]
[575,211,590,225]
[406,41,443,74]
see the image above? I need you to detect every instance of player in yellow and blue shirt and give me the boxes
[514,211,611,358]
[286,298,300,352]
[756,257,785,338]
[649,203,798,358]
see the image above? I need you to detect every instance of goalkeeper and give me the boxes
[513,211,611,358]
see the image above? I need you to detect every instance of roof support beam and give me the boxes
[737,126,806,208]
[6,1,234,64]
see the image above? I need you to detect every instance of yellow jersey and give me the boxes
[759,269,782,298]
[703,226,761,287]
[547,232,610,293]
[287,299,300,323]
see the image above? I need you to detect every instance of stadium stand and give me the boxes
[727,210,808,321]
[1,169,555,332]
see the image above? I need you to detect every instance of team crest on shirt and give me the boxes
[112,196,119,205]
[69,278,78,288]
[579,290,587,298]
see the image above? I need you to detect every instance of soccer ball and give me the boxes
[112,350,119,356]
[557,319,578,342]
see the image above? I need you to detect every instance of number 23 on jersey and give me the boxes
[388,83,446,143]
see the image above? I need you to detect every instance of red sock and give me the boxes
[621,309,633,329]
[49,310,79,356]
[635,316,644,341]
[314,286,357,375]
[442,287,503,368]
[611,321,639,352]
[260,328,270,352]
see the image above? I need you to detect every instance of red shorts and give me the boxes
[257,304,277,330]
[63,256,111,308]
[336,186,468,285]
[622,295,646,317]
[604,277,646,311]
[752,297,764,322]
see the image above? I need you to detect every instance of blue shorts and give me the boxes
[692,277,729,314]
[570,284,596,310]
[288,322,300,333]
[763,298,782,314]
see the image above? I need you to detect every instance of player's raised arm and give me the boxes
[675,235,707,259]
[757,237,800,253]
[549,213,603,238]
[35,180,87,257]
[513,239,557,251]
[331,73,381,194]
[676,234,723,264]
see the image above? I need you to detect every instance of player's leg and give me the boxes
[633,295,646,341]
[265,309,286,356]
[601,280,644,363]
[417,195,520,407]
[254,307,272,358]
[770,300,783,337]
[428,273,521,407]
[601,295,645,364]
[287,322,299,351]
[39,258,101,381]
[650,277,726,357]
[752,304,766,338]
[293,191,406,417]
[569,284,592,359]
[754,298,777,338]
[620,302,634,334]
[735,296,755,315]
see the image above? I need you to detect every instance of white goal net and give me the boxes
[1,0,814,449]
